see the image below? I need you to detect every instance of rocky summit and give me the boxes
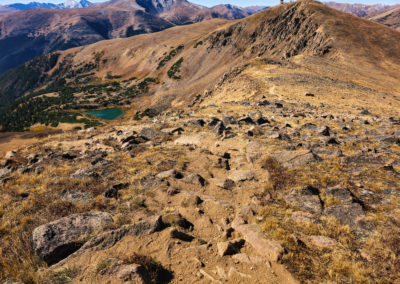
[0,0,400,283]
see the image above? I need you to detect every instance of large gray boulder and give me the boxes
[32,211,113,265]
[271,149,321,169]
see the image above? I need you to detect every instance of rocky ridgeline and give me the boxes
[1,97,400,282]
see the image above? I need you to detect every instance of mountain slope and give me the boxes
[1,0,400,127]
[0,6,16,17]
[369,6,400,31]
[0,0,265,75]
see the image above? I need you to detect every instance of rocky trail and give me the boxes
[1,88,400,283]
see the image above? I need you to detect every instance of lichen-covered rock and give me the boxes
[271,149,321,168]
[32,211,113,265]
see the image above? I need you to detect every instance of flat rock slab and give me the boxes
[79,215,163,251]
[228,170,255,182]
[324,203,366,230]
[54,216,163,268]
[284,192,323,214]
[174,135,202,146]
[233,223,284,262]
[32,211,113,265]
[308,235,337,249]
[271,149,321,169]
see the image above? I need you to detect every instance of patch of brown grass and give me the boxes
[261,156,296,192]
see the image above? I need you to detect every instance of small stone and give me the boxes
[5,150,16,159]
[182,173,207,187]
[167,187,180,196]
[181,195,202,207]
[238,116,255,125]
[162,213,193,229]
[326,137,340,145]
[308,235,337,249]
[318,126,331,136]
[213,121,226,136]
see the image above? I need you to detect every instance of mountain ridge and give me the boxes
[3,0,92,10]
[1,0,399,119]
[0,0,267,75]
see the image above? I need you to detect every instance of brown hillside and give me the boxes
[47,0,400,112]
[0,0,261,75]
[370,6,400,31]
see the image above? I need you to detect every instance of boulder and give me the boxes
[233,223,284,262]
[256,117,270,125]
[222,115,236,125]
[324,185,354,203]
[213,121,226,136]
[4,150,16,159]
[290,211,315,224]
[181,195,203,207]
[182,173,207,187]
[77,216,163,252]
[228,170,255,182]
[237,116,255,125]
[117,264,151,283]
[32,212,113,265]
[217,239,245,256]
[213,178,235,190]
[174,135,202,146]
[284,186,322,213]
[324,203,366,230]
[156,169,178,179]
[318,126,331,136]
[284,186,323,214]
[140,128,169,141]
[162,213,193,229]
[208,117,221,126]
[189,119,206,127]
[271,149,321,169]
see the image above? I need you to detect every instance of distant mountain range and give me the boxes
[324,2,400,31]
[324,2,392,17]
[3,0,91,10]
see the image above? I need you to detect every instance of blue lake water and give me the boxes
[87,108,124,120]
